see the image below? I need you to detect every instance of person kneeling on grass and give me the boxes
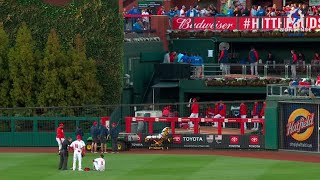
[93,154,105,171]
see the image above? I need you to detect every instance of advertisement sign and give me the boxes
[179,134,210,148]
[138,1,162,15]
[281,103,318,152]
[172,13,320,31]
[212,135,264,149]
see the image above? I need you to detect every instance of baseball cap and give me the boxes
[76,135,82,140]
[59,123,64,127]
[112,122,117,126]
[93,121,98,125]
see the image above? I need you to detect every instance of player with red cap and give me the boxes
[70,135,86,171]
[56,123,65,155]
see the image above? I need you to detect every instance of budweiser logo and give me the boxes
[286,113,314,136]
[174,18,234,30]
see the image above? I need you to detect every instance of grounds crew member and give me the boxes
[90,121,100,153]
[110,122,119,153]
[58,137,72,170]
[100,124,109,153]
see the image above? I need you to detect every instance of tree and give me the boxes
[64,34,102,106]
[8,22,36,107]
[37,29,67,107]
[0,24,10,107]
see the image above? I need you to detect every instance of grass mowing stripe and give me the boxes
[0,153,318,180]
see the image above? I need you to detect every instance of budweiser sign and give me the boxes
[172,16,320,31]
[286,113,314,136]
[172,17,236,31]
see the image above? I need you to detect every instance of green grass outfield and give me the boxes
[0,153,319,180]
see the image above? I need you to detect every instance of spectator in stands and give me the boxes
[213,101,226,128]
[127,6,141,30]
[291,50,297,79]
[163,51,170,63]
[226,6,234,16]
[219,47,229,75]
[249,47,259,76]
[192,54,204,78]
[251,5,257,16]
[252,101,259,131]
[260,101,266,119]
[181,53,190,63]
[266,51,275,65]
[233,7,242,16]
[242,7,250,16]
[188,98,199,129]
[157,6,165,15]
[212,102,219,127]
[186,6,198,17]
[312,52,320,64]
[142,8,150,30]
[179,5,186,17]
[177,52,184,63]
[257,6,266,16]
[170,51,177,63]
[200,7,208,17]
[132,19,144,32]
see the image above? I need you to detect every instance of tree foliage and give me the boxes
[37,29,67,107]
[0,24,10,107]
[64,34,102,106]
[0,0,124,105]
[8,23,36,107]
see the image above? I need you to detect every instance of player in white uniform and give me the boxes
[93,154,106,171]
[70,135,86,171]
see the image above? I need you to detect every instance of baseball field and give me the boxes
[0,149,319,180]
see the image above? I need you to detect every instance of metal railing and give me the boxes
[191,63,317,79]
[267,84,320,98]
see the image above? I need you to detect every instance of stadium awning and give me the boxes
[152,82,179,88]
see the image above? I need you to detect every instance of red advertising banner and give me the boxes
[215,17,237,31]
[172,17,320,31]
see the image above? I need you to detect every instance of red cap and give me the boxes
[93,121,98,125]
[76,135,82,140]
[59,123,64,127]
[112,122,116,126]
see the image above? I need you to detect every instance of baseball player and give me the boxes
[239,102,247,130]
[252,101,260,130]
[70,135,86,171]
[188,98,199,128]
[56,123,65,155]
[92,154,106,171]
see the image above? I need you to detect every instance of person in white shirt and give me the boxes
[141,9,149,30]
[93,154,106,171]
[70,135,86,171]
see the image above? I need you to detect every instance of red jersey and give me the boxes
[219,104,226,116]
[260,103,266,117]
[162,106,170,117]
[206,107,215,117]
[239,103,247,116]
[214,105,219,114]
[253,103,259,116]
[56,127,65,139]
[191,103,199,113]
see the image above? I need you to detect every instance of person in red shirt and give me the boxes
[188,98,199,128]
[162,106,170,117]
[212,102,219,127]
[157,6,165,15]
[213,101,226,128]
[239,102,247,130]
[56,123,65,154]
[252,101,260,130]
